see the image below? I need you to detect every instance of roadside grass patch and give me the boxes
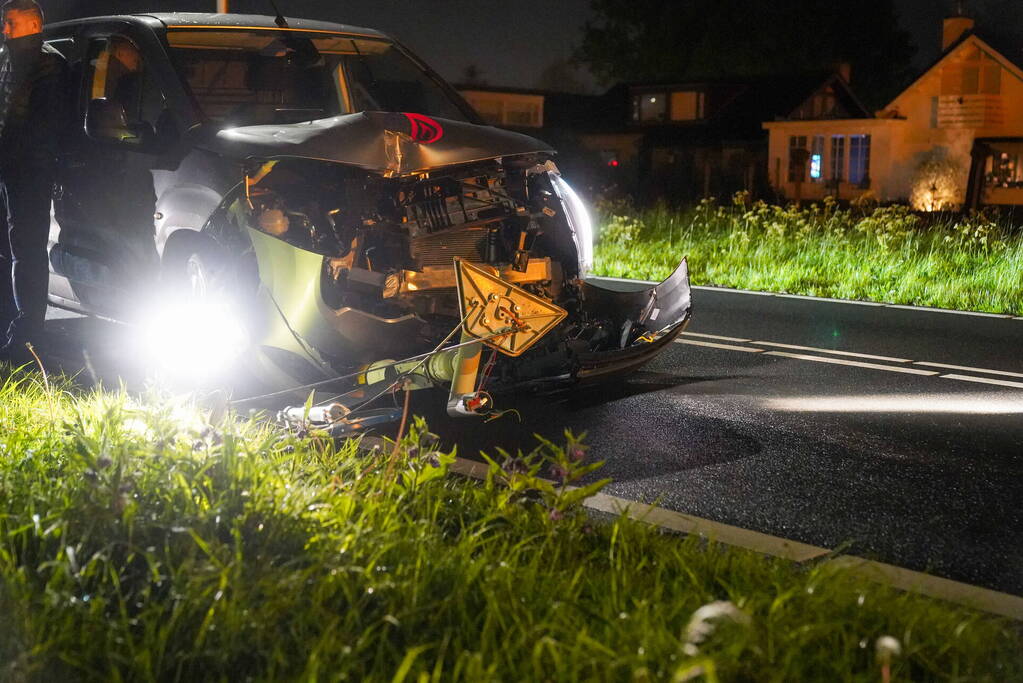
[1,373,1021,680]
[593,196,1023,315]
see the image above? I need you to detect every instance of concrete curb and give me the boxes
[449,458,1023,621]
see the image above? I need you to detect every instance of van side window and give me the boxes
[84,36,165,137]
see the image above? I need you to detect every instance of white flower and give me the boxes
[876,635,902,661]
[682,601,751,655]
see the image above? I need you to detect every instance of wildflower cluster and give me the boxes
[482,429,609,525]
[592,194,1023,315]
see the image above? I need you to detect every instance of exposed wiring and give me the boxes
[327,306,474,414]
[475,348,498,395]
[483,408,521,423]
[229,330,483,407]
[232,304,528,415]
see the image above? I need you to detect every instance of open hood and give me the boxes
[208,112,555,176]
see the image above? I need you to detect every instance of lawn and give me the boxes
[1,373,1020,681]
[592,195,1023,316]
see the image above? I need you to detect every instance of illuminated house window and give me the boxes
[810,135,824,181]
[670,90,704,121]
[830,135,845,181]
[788,135,808,182]
[849,134,871,185]
[986,152,1023,188]
[633,93,668,123]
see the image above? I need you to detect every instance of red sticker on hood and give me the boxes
[404,113,444,144]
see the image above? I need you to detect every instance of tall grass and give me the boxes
[1,373,1020,680]
[593,195,1023,315]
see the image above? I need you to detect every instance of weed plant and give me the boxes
[1,373,1021,681]
[593,194,1023,315]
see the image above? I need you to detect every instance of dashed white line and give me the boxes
[763,351,940,376]
[678,330,1023,387]
[677,339,764,353]
[914,362,1023,379]
[940,374,1023,390]
[884,304,1014,319]
[681,331,752,343]
[750,340,912,363]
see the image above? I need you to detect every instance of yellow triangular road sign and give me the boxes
[454,259,568,357]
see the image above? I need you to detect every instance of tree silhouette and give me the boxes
[535,59,591,93]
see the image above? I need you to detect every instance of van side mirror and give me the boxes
[85,98,156,149]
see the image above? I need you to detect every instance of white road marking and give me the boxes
[751,340,912,363]
[449,458,1023,619]
[677,339,764,353]
[678,330,1023,387]
[884,304,1014,318]
[585,278,1021,320]
[763,351,939,376]
[774,292,884,306]
[681,331,752,343]
[914,361,1023,379]
[941,374,1023,390]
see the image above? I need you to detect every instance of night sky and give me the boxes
[36,1,1020,92]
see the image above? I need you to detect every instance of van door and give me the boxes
[53,30,173,316]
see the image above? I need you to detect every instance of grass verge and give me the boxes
[592,196,1023,315]
[1,373,1021,681]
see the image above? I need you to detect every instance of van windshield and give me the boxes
[166,29,470,126]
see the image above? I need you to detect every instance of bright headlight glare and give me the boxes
[138,296,248,382]
[551,174,593,275]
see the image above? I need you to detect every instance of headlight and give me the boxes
[550,174,593,275]
[137,295,249,384]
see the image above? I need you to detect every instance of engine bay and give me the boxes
[209,156,685,390]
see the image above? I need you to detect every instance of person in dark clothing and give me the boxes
[0,0,66,363]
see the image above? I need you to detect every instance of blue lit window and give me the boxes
[810,135,824,182]
[809,154,822,180]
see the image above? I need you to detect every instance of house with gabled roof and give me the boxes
[613,71,871,202]
[764,6,1023,208]
[457,71,868,203]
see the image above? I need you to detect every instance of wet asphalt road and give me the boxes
[412,286,1023,596]
[42,287,1023,595]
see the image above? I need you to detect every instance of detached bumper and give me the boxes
[575,258,692,381]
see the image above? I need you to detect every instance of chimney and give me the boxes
[943,2,974,51]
